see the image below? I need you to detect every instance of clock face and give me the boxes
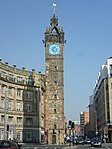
[49,44,60,55]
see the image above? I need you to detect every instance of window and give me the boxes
[16,102,21,111]
[1,97,5,109]
[26,131,32,140]
[54,124,57,129]
[1,71,6,78]
[17,117,22,125]
[1,115,4,123]
[26,77,33,85]
[26,118,33,126]
[54,81,57,85]
[8,100,13,110]
[9,87,13,96]
[17,89,21,97]
[54,109,56,113]
[17,76,23,83]
[54,95,57,100]
[9,74,14,81]
[26,91,31,99]
[8,116,13,124]
[25,103,32,112]
[1,86,6,94]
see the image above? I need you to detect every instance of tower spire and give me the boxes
[53,3,56,15]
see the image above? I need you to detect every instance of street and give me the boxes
[21,144,112,149]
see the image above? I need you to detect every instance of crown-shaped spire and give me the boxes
[53,3,56,16]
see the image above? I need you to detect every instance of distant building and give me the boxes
[88,95,96,138]
[74,120,80,136]
[80,112,89,136]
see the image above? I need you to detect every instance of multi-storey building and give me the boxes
[74,120,80,136]
[93,57,112,142]
[44,6,65,144]
[80,111,89,136]
[0,60,45,143]
[88,95,96,138]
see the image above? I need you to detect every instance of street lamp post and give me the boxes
[95,109,98,136]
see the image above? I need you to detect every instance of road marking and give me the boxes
[106,146,110,149]
[23,147,33,149]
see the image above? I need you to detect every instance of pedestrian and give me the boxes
[35,138,38,144]
[64,137,67,144]
[103,138,106,144]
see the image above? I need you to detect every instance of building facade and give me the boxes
[88,95,96,138]
[44,9,65,144]
[80,111,89,136]
[93,57,112,142]
[0,61,45,143]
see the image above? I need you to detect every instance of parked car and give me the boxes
[0,140,22,149]
[75,137,84,145]
[84,138,91,144]
[91,137,102,147]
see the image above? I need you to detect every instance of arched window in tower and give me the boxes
[52,28,58,35]
[54,81,57,86]
[54,94,57,100]
[55,66,57,70]
[54,108,56,113]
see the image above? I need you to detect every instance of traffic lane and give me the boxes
[75,144,108,149]
[22,146,63,149]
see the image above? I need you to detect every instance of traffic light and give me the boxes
[69,120,72,125]
[7,125,9,131]
[72,122,74,128]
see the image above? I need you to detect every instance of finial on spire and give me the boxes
[53,3,56,15]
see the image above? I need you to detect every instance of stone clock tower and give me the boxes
[44,4,65,144]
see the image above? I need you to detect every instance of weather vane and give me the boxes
[53,3,56,14]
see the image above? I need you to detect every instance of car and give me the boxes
[75,137,84,145]
[0,140,22,149]
[84,138,91,144]
[91,137,102,147]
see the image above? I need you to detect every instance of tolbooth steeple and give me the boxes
[44,4,64,46]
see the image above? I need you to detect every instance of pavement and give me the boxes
[104,143,112,149]
[64,143,112,149]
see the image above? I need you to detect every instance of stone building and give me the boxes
[43,6,65,144]
[0,60,45,143]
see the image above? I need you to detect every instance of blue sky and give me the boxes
[0,0,112,121]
